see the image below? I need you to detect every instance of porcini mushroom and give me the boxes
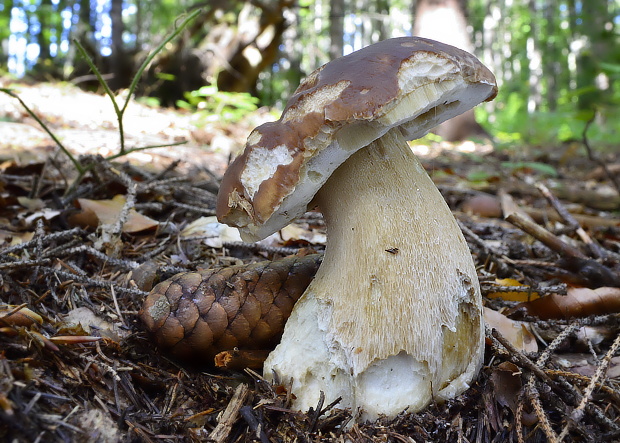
[216,37,497,421]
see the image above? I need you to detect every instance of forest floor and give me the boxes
[1,78,620,442]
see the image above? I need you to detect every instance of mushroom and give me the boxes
[216,37,497,421]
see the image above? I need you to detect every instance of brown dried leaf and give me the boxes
[0,305,43,327]
[461,193,502,218]
[554,354,620,379]
[484,307,538,353]
[517,286,620,320]
[71,195,158,233]
[490,361,522,412]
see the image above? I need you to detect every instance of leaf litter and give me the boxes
[0,80,620,442]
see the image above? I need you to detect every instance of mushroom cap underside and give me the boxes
[216,37,497,241]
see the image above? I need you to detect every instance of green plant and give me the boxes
[177,85,259,124]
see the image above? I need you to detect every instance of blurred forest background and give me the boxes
[1,0,619,148]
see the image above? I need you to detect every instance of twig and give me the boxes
[223,241,313,256]
[582,111,620,195]
[536,322,581,367]
[505,212,587,259]
[42,268,147,297]
[0,228,84,257]
[527,381,559,442]
[308,391,325,433]
[458,220,505,256]
[239,406,271,443]
[536,183,603,258]
[170,201,217,216]
[110,285,126,328]
[558,330,620,440]
[209,384,251,443]
[490,328,552,383]
[64,245,140,269]
[0,258,52,270]
[72,10,200,156]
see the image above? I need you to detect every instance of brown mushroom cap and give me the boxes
[217,37,497,241]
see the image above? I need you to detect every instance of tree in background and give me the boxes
[413,0,488,141]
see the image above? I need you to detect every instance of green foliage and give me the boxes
[177,86,259,125]
[500,161,559,177]
[136,96,161,108]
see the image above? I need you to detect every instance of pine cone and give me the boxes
[139,254,321,365]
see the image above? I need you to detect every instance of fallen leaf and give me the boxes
[484,307,538,353]
[487,278,540,302]
[17,196,45,211]
[491,361,522,412]
[180,216,241,247]
[552,354,620,379]
[516,286,620,320]
[461,193,502,218]
[0,305,43,327]
[70,195,158,233]
[60,307,128,341]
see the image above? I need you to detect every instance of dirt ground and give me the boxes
[1,79,620,442]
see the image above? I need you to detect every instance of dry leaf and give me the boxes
[60,307,128,341]
[552,354,620,379]
[0,305,43,327]
[17,196,45,211]
[487,278,540,302]
[490,361,522,412]
[484,307,538,353]
[180,216,241,247]
[71,195,158,233]
[517,286,620,320]
[461,193,502,218]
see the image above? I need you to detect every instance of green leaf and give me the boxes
[500,161,558,177]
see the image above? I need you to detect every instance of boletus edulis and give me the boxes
[217,37,497,421]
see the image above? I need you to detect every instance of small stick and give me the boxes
[558,330,620,440]
[110,285,126,328]
[536,183,603,258]
[490,328,552,384]
[457,220,505,256]
[582,112,620,195]
[214,350,271,370]
[209,384,251,443]
[505,212,587,259]
[308,391,325,433]
[239,406,270,443]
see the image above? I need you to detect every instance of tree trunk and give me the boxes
[36,0,52,62]
[0,0,12,66]
[376,0,390,41]
[109,0,126,90]
[413,0,488,141]
[544,2,558,111]
[329,0,344,59]
[215,1,290,94]
[526,0,541,113]
[576,0,612,110]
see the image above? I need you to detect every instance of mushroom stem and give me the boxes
[263,128,483,421]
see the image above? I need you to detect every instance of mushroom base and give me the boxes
[263,129,484,421]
